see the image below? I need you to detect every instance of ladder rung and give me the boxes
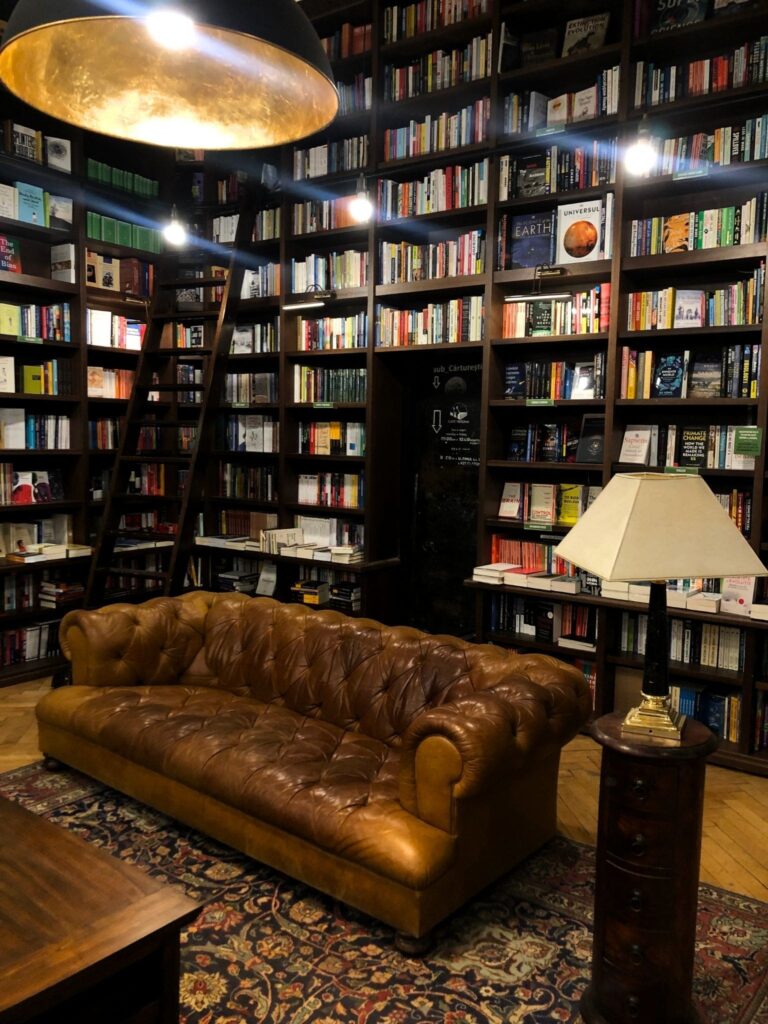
[121,455,193,464]
[159,277,228,288]
[148,348,213,357]
[103,568,171,580]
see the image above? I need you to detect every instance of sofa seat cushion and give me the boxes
[37,685,455,889]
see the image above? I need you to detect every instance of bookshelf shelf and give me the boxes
[614,397,758,407]
[378,79,491,120]
[375,341,484,353]
[285,348,367,359]
[378,141,489,173]
[376,276,485,297]
[0,216,70,242]
[618,325,762,340]
[622,246,767,272]
[492,334,609,347]
[0,271,78,295]
[285,502,366,516]
[496,186,610,213]
[494,260,613,286]
[632,2,768,57]
[490,399,606,409]
[85,239,160,262]
[496,115,620,152]
[378,205,487,227]
[499,42,622,87]
[285,453,367,463]
[606,653,745,688]
[379,15,493,58]
[487,460,601,472]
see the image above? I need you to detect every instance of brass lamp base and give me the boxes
[621,693,686,744]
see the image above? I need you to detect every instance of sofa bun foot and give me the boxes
[42,756,63,772]
[394,930,434,956]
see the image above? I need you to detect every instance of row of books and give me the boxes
[117,511,176,534]
[486,593,598,651]
[85,158,158,197]
[671,686,741,744]
[0,358,72,396]
[379,228,485,284]
[86,367,134,399]
[292,135,370,181]
[87,309,145,350]
[619,345,760,400]
[337,74,373,116]
[619,423,756,471]
[755,692,768,752]
[297,420,366,457]
[620,611,745,672]
[292,195,362,235]
[507,423,585,465]
[497,196,614,270]
[382,32,492,101]
[639,115,768,178]
[498,13,611,70]
[633,36,768,110]
[126,464,166,496]
[297,472,364,510]
[0,301,71,343]
[3,121,71,172]
[628,194,768,256]
[319,20,372,59]
[382,99,490,162]
[504,354,605,401]
[85,212,162,254]
[627,271,764,330]
[382,0,488,43]
[297,313,368,352]
[290,250,369,292]
[211,214,239,244]
[219,415,279,453]
[86,251,154,297]
[0,181,71,231]
[0,467,64,505]
[497,480,601,528]
[498,139,618,201]
[0,411,70,450]
[232,320,280,354]
[376,295,484,346]
[177,364,203,405]
[503,66,620,135]
[88,418,119,450]
[240,264,280,300]
[253,207,280,242]
[0,514,72,554]
[1,573,39,612]
[293,366,367,404]
[502,287,610,338]
[377,159,489,220]
[489,536,575,578]
[0,623,61,667]
[223,371,278,406]
[219,464,276,502]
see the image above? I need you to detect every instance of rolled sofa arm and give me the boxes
[60,592,218,687]
[399,655,591,830]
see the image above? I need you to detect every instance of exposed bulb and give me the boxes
[163,212,188,247]
[349,175,373,223]
[624,135,657,176]
[145,9,196,51]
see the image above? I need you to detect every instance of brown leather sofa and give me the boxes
[37,592,591,942]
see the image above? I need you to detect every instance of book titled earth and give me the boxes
[509,211,555,269]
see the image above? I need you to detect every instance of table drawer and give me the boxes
[603,756,679,815]
[592,968,671,1024]
[603,861,675,928]
[602,917,678,976]
[603,810,675,869]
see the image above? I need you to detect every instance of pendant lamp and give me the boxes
[0,0,338,149]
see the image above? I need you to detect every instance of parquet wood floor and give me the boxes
[1,680,767,901]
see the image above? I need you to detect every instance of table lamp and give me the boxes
[554,473,768,743]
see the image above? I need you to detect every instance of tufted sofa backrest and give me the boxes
[61,592,558,746]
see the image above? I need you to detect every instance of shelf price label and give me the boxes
[672,167,709,181]
[526,398,555,407]
[664,466,699,475]
[734,426,762,457]
[312,402,335,409]
[535,126,565,137]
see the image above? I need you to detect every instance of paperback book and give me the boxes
[509,211,555,268]
[673,289,705,328]
[687,352,723,397]
[555,199,603,264]
[651,352,686,398]
[650,0,708,32]
[561,14,610,57]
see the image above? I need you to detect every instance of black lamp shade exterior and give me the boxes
[0,0,338,149]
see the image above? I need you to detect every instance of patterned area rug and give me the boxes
[2,762,768,1024]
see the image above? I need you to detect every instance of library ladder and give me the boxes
[85,196,259,606]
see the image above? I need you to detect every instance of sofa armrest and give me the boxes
[399,656,591,832]
[60,595,212,687]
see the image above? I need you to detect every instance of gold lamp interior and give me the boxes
[0,17,339,149]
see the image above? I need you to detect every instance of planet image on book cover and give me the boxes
[562,220,598,259]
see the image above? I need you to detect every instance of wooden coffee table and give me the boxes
[0,795,200,1024]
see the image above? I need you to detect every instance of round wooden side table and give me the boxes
[580,712,718,1024]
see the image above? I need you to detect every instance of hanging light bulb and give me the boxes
[163,207,188,247]
[145,9,197,51]
[349,175,373,224]
[625,125,657,176]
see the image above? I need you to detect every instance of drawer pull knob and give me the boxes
[629,889,643,912]
[630,943,643,966]
[631,777,648,799]
[627,995,640,1019]
[630,833,647,855]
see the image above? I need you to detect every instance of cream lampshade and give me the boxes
[554,473,768,741]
